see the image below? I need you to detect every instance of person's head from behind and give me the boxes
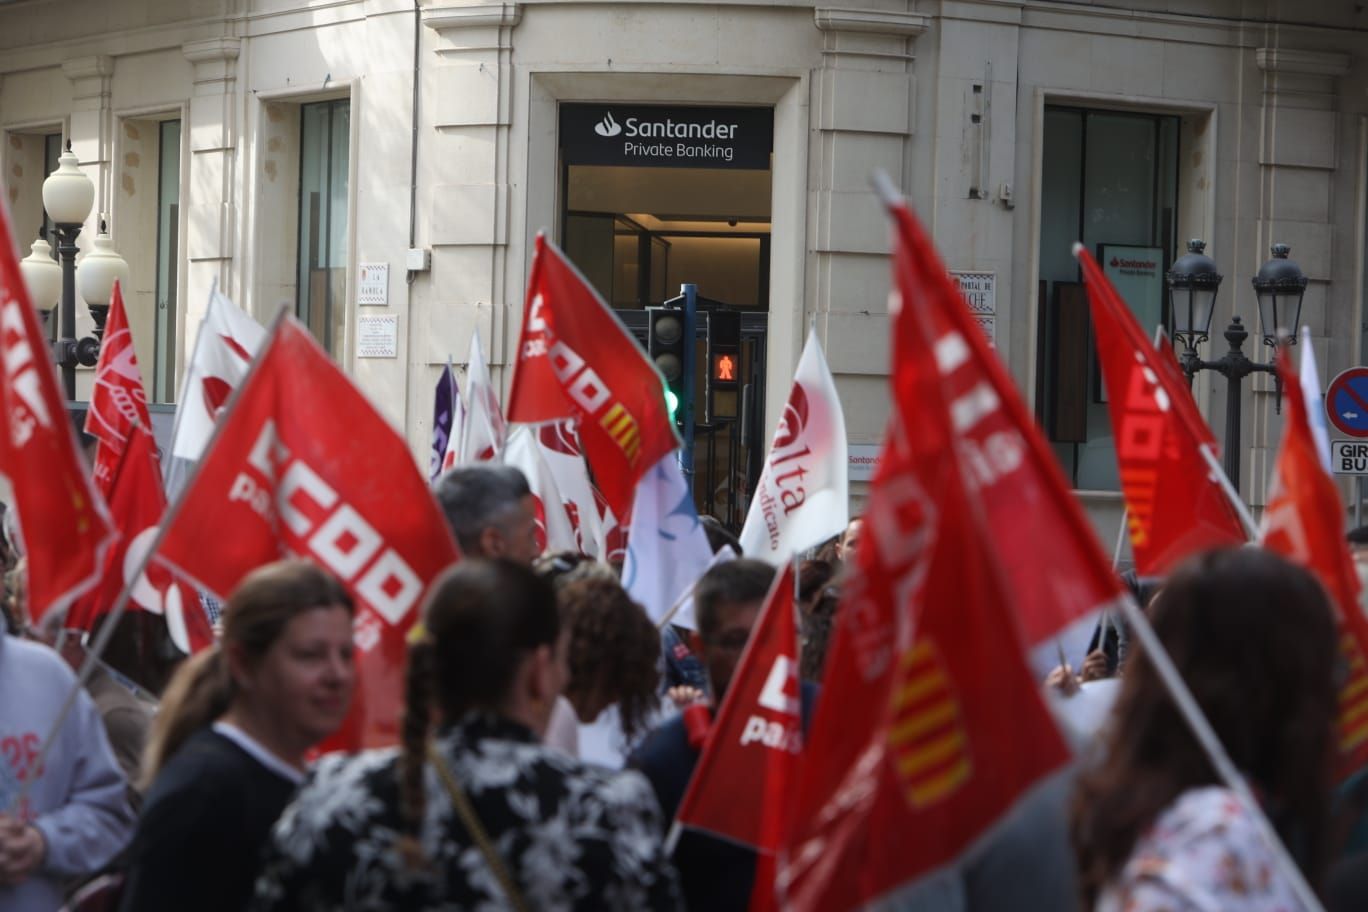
[693,559,776,703]
[556,573,660,738]
[143,560,355,785]
[407,558,565,739]
[433,465,539,565]
[1072,548,1339,905]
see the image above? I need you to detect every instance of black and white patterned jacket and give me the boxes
[251,712,683,911]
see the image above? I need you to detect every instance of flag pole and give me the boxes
[1117,593,1325,912]
[1198,444,1259,540]
[655,577,701,631]
[9,307,290,816]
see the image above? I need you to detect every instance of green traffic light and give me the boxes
[664,387,680,418]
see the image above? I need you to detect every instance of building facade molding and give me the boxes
[1255,47,1351,78]
[424,2,522,33]
[814,8,930,38]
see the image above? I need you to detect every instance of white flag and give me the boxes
[1299,326,1332,472]
[738,330,848,563]
[502,427,577,556]
[535,419,603,558]
[622,452,715,626]
[459,329,507,463]
[164,288,267,494]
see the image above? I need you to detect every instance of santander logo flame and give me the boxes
[595,112,622,137]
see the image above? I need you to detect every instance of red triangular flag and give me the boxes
[0,201,115,624]
[675,563,800,852]
[1076,247,1248,574]
[68,428,211,653]
[154,316,460,749]
[507,234,679,518]
[892,202,1125,658]
[85,279,153,497]
[775,195,1074,909]
[1260,346,1368,776]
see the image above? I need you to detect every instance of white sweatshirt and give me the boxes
[0,616,134,911]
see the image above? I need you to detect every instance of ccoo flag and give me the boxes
[0,200,116,623]
[1076,245,1248,575]
[1260,345,1368,777]
[85,280,153,497]
[738,331,848,565]
[674,563,800,852]
[773,190,1075,910]
[154,316,460,749]
[507,234,679,519]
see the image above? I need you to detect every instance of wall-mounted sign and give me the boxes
[560,103,773,170]
[357,314,398,358]
[358,263,389,306]
[848,443,882,483]
[951,270,996,348]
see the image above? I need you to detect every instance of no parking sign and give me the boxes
[1326,367,1368,439]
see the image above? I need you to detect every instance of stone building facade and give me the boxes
[2,0,1366,540]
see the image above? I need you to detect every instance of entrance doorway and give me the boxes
[558,102,774,529]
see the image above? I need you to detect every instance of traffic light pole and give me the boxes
[680,283,698,489]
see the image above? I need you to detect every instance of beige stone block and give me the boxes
[1261,222,1331,281]
[1087,34,1164,98]
[433,64,500,127]
[1019,28,1091,90]
[1269,167,1332,225]
[814,189,887,255]
[1260,107,1336,170]
[188,96,233,152]
[186,201,231,260]
[112,50,193,108]
[431,183,499,246]
[425,299,496,366]
[817,252,893,313]
[428,246,495,307]
[832,373,890,442]
[821,132,904,193]
[820,69,910,135]
[823,311,890,376]
[1161,40,1241,104]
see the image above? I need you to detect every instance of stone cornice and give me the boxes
[182,36,242,64]
[424,2,522,32]
[1255,48,1350,77]
[60,55,113,81]
[814,7,930,37]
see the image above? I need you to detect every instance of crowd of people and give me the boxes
[2,463,1368,910]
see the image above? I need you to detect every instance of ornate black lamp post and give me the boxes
[17,141,127,400]
[1166,240,1307,493]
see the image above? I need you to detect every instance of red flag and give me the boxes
[0,201,115,623]
[85,280,153,497]
[154,317,460,749]
[891,204,1124,656]
[1260,347,1368,776]
[1076,247,1248,574]
[775,195,1074,909]
[507,235,679,518]
[68,428,212,653]
[675,564,800,852]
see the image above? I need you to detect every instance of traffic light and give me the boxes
[648,306,688,428]
[708,309,740,393]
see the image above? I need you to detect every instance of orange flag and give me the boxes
[1260,346,1368,776]
[1077,246,1248,573]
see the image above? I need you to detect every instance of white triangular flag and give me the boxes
[622,452,715,625]
[502,427,577,555]
[164,288,267,495]
[1299,326,1332,472]
[459,329,506,463]
[535,419,603,558]
[738,330,848,563]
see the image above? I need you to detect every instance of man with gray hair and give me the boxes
[433,464,540,566]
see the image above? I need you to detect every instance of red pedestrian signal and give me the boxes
[714,352,736,382]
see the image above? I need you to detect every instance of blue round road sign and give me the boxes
[1326,367,1368,438]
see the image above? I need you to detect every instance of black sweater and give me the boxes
[119,728,298,912]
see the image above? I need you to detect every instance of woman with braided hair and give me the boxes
[252,558,682,911]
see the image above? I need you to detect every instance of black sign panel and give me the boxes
[560,103,773,170]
